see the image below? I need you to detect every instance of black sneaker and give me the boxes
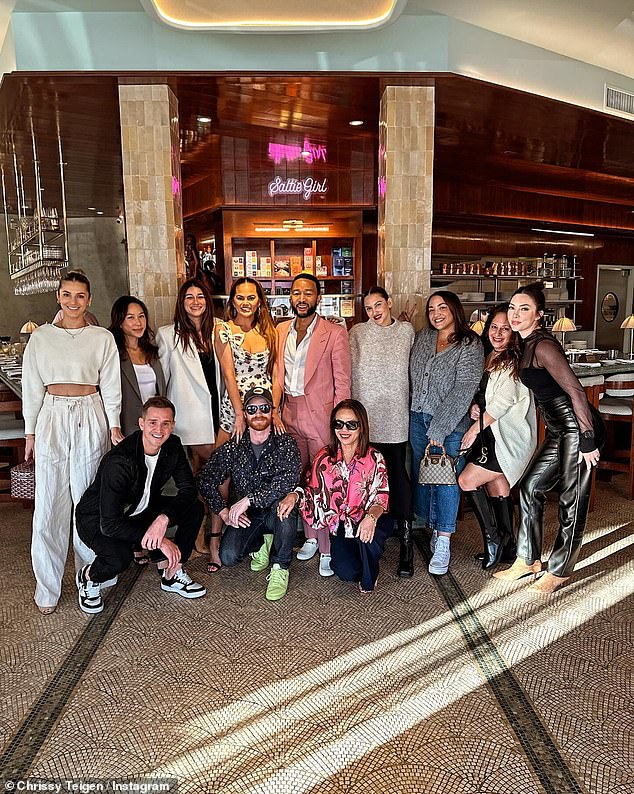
[76,565,104,614]
[160,568,206,599]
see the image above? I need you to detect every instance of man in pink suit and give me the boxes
[274,274,351,577]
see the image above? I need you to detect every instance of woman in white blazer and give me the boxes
[157,278,226,566]
[458,304,536,570]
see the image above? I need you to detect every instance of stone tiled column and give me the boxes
[119,84,185,329]
[378,86,435,326]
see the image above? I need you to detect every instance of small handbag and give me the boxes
[10,460,35,500]
[418,443,458,486]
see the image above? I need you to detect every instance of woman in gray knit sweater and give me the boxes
[350,287,415,577]
[410,291,484,575]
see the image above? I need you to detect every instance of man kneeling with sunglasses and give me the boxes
[198,387,301,601]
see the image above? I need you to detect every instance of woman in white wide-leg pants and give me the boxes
[22,270,122,613]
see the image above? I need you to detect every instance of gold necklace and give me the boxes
[58,322,88,339]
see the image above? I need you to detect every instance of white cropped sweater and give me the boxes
[22,324,122,434]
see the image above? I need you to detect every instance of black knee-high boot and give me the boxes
[397,519,414,577]
[490,495,516,563]
[466,489,509,570]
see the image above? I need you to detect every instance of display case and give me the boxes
[215,209,364,321]
[431,255,583,328]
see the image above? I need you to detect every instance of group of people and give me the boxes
[21,267,604,615]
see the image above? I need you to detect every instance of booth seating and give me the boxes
[597,375,634,500]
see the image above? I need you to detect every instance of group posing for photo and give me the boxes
[21,269,604,613]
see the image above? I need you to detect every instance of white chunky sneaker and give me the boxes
[428,536,451,576]
[76,565,103,614]
[319,553,334,577]
[296,538,318,561]
[161,568,206,599]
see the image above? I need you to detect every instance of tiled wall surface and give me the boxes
[378,86,434,326]
[119,84,185,330]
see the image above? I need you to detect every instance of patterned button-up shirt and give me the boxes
[198,430,301,514]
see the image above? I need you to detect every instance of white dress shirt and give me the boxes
[284,315,318,396]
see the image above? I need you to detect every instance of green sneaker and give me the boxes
[250,534,273,572]
[265,564,289,601]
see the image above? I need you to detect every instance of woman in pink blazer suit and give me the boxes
[273,274,351,576]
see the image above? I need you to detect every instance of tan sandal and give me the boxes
[37,605,56,615]
[528,572,570,594]
[492,558,542,581]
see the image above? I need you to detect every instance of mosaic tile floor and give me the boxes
[1,480,633,794]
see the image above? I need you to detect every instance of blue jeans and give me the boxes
[409,411,466,535]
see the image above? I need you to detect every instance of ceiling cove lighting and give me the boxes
[140,0,406,31]
[531,228,595,237]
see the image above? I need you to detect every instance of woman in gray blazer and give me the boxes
[108,295,166,437]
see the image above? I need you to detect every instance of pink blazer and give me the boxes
[276,316,351,434]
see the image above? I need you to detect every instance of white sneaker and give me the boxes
[76,565,103,614]
[429,529,438,554]
[428,536,450,575]
[319,553,334,577]
[161,568,207,599]
[297,538,318,561]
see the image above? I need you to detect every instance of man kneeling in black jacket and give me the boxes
[75,396,205,614]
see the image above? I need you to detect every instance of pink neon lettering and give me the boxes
[267,176,329,200]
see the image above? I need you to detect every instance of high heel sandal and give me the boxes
[207,531,223,573]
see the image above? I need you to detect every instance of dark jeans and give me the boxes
[373,441,412,524]
[330,518,390,592]
[219,501,296,570]
[79,497,204,584]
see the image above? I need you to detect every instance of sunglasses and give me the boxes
[333,419,360,431]
[245,403,272,415]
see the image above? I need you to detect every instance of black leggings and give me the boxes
[372,441,413,524]
[518,396,604,578]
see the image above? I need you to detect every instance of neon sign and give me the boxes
[268,176,328,200]
[268,139,328,165]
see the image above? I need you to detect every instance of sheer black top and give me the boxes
[519,329,596,453]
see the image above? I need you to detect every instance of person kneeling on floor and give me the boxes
[198,387,301,601]
[75,396,206,614]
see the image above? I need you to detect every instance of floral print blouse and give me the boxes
[301,446,389,538]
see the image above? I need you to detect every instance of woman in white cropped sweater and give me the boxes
[457,304,536,570]
[22,270,122,613]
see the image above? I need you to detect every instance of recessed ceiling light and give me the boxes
[197,116,212,123]
[349,120,364,126]
[88,207,96,211]
[96,211,104,215]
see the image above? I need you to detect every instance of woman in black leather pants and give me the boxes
[494,283,604,593]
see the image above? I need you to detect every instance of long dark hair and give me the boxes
[108,295,159,362]
[426,290,478,345]
[482,303,521,380]
[327,399,370,459]
[224,277,277,378]
[173,278,215,354]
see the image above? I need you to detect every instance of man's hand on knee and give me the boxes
[160,538,181,576]
[141,513,170,551]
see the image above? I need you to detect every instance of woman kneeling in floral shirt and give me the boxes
[281,399,389,593]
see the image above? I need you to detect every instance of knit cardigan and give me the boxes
[410,328,484,443]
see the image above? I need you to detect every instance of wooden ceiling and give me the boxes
[0,72,632,232]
